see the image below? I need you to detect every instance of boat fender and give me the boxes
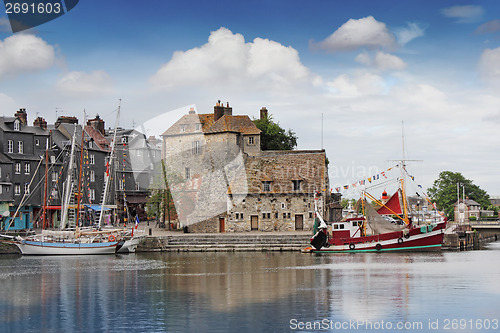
[375,243,382,251]
[404,233,410,239]
[109,235,115,242]
[398,237,403,244]
[349,243,355,250]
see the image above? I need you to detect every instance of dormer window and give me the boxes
[248,136,255,145]
[14,120,20,131]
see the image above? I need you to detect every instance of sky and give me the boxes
[1,0,500,198]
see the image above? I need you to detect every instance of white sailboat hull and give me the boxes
[11,240,119,255]
[116,236,142,253]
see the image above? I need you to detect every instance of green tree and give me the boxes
[427,171,490,220]
[253,114,298,150]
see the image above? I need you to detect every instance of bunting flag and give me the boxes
[335,187,340,192]
[381,171,387,179]
[368,177,372,183]
[343,185,349,189]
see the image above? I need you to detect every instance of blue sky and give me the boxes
[1,0,500,198]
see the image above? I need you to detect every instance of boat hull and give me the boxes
[116,237,142,253]
[9,240,119,255]
[309,222,446,253]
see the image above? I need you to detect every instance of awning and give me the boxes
[84,204,112,211]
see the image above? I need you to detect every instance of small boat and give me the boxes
[306,164,447,253]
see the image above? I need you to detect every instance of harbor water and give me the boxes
[1,243,500,332]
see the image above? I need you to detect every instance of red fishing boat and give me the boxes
[306,165,447,253]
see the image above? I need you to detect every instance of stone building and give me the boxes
[161,101,329,233]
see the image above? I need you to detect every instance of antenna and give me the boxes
[321,113,324,150]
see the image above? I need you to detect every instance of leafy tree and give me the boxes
[427,171,490,220]
[146,161,180,227]
[253,114,297,150]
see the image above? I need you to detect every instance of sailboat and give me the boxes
[306,163,447,253]
[1,114,122,255]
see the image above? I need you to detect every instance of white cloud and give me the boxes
[478,47,500,88]
[355,51,406,71]
[374,51,407,71]
[394,22,426,45]
[475,19,500,34]
[327,72,386,97]
[442,5,484,24]
[55,70,114,96]
[150,27,318,92]
[314,16,397,52]
[0,34,55,79]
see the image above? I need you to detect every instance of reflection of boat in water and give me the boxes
[306,163,447,253]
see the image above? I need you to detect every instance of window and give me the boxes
[262,181,271,192]
[90,170,95,182]
[185,167,190,179]
[14,184,20,195]
[292,180,302,191]
[24,163,30,174]
[24,183,30,194]
[195,123,201,131]
[14,121,20,131]
[309,212,313,219]
[7,140,13,153]
[52,171,58,182]
[35,139,40,146]
[89,141,93,148]
[192,141,201,155]
[15,163,21,174]
[0,166,2,178]
[283,213,287,219]
[90,188,95,201]
[180,124,187,132]
[121,136,127,143]
[50,155,56,163]
[137,150,141,157]
[248,136,254,145]
[18,141,23,154]
[0,185,2,194]
[90,154,95,165]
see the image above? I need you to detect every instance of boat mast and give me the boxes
[42,136,49,229]
[75,112,86,227]
[98,102,120,228]
[61,126,78,230]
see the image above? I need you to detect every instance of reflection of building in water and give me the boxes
[161,101,330,232]
[160,253,327,312]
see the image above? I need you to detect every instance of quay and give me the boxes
[136,228,312,252]
[2,223,499,254]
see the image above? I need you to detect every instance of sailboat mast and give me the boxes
[42,137,49,229]
[61,126,78,230]
[98,102,120,228]
[76,112,86,227]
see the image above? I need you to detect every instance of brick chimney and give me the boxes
[15,108,28,125]
[87,114,105,135]
[223,102,232,116]
[33,116,47,129]
[55,116,78,128]
[214,100,224,121]
[188,107,196,115]
[260,107,268,120]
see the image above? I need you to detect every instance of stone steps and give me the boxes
[138,233,312,252]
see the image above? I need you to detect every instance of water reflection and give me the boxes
[0,246,499,332]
